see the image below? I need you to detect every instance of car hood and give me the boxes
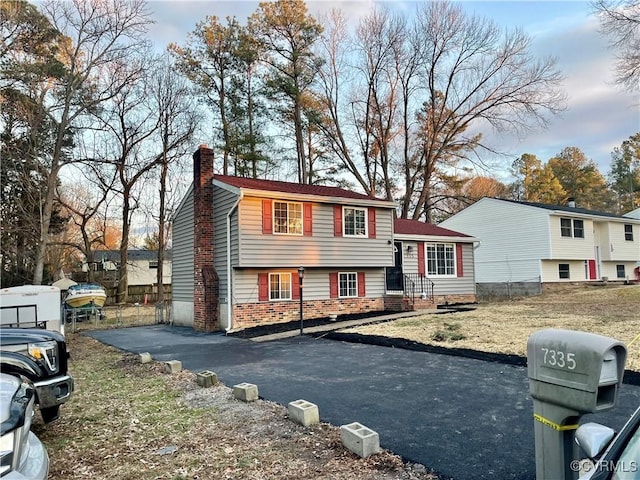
[0,373,22,424]
[0,328,64,346]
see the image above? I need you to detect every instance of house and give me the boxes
[82,250,172,287]
[440,197,640,295]
[171,145,477,332]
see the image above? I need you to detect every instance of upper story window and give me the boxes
[624,224,634,241]
[560,217,584,238]
[273,201,302,235]
[343,207,367,237]
[426,243,455,276]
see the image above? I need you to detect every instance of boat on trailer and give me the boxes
[63,283,106,310]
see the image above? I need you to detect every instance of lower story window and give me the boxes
[558,264,570,279]
[339,272,357,298]
[426,243,455,276]
[616,265,626,279]
[269,273,291,300]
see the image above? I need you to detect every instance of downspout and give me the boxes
[226,191,243,332]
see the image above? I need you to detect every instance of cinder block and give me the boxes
[287,399,319,427]
[139,352,152,364]
[233,382,258,402]
[196,370,218,388]
[163,360,182,374]
[340,422,380,458]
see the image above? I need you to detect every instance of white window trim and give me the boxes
[269,272,292,301]
[425,243,457,278]
[273,201,303,236]
[338,271,358,298]
[560,217,585,239]
[624,224,634,241]
[342,206,368,237]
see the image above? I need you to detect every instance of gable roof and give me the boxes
[493,198,635,220]
[213,174,393,205]
[394,219,471,238]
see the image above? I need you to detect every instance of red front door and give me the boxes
[588,259,597,280]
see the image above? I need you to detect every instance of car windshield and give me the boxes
[612,425,640,480]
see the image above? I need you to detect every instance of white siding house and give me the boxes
[440,198,640,294]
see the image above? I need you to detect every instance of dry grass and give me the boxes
[34,333,437,480]
[344,284,640,371]
[66,304,159,333]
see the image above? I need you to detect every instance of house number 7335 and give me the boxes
[541,348,577,370]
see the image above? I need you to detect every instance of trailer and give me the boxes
[0,285,64,334]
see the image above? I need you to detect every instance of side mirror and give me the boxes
[575,422,616,458]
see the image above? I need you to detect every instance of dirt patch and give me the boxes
[34,333,439,480]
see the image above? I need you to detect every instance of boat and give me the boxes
[63,283,107,310]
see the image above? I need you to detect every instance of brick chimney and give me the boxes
[193,145,219,332]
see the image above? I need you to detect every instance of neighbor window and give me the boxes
[273,201,302,235]
[426,243,455,276]
[339,272,358,298]
[573,219,584,238]
[560,218,572,237]
[560,218,584,238]
[269,273,291,300]
[558,263,570,279]
[616,264,626,279]
[343,207,367,237]
[624,224,634,241]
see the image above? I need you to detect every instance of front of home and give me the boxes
[171,145,477,332]
[440,198,640,294]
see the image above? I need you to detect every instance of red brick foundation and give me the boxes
[232,297,384,330]
[385,294,476,312]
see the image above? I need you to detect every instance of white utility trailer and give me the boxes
[0,285,64,334]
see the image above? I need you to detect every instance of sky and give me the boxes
[146,0,640,180]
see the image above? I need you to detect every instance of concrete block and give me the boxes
[233,382,258,402]
[340,422,380,458]
[139,352,152,364]
[196,370,218,388]
[287,399,319,427]
[163,360,182,374]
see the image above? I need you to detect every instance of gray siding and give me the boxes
[213,186,240,304]
[237,196,394,268]
[233,268,386,303]
[399,240,476,295]
[171,186,194,302]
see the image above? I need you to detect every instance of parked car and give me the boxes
[0,328,74,422]
[0,372,49,479]
[576,406,640,479]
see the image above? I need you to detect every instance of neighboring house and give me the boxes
[440,197,640,295]
[82,250,172,287]
[171,145,477,332]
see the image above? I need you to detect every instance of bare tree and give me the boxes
[593,0,640,91]
[148,54,198,315]
[408,1,565,220]
[27,0,152,285]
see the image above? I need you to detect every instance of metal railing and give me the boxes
[385,271,435,303]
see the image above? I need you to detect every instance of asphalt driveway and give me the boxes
[88,325,640,480]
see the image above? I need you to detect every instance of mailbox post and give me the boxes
[527,329,626,480]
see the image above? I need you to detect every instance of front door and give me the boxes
[385,242,404,291]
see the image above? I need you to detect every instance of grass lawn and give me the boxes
[344,284,640,372]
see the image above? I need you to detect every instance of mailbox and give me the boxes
[527,329,627,480]
[527,329,626,413]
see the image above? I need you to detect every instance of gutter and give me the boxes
[226,191,243,332]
